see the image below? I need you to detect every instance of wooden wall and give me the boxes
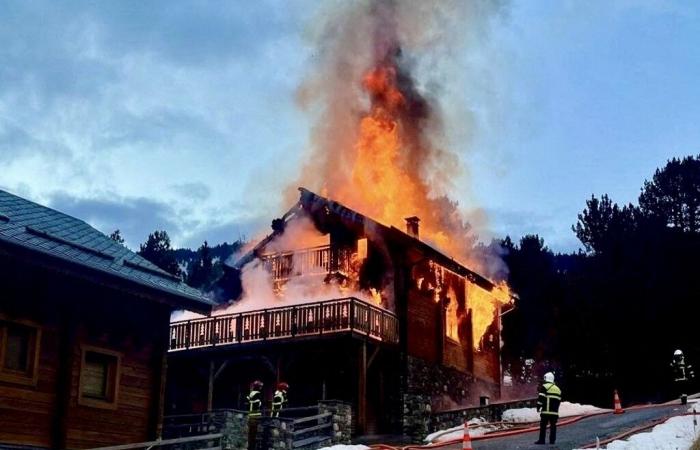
[406,290,439,364]
[0,255,170,449]
[403,258,500,387]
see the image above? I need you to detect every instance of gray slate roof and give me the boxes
[0,189,213,311]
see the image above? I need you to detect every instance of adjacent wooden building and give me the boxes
[166,188,511,437]
[0,189,213,449]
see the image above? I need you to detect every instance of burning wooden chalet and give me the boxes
[167,187,512,437]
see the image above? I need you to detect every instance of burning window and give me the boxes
[467,281,511,350]
[357,238,368,260]
[446,292,459,341]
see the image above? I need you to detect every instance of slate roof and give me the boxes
[0,189,213,312]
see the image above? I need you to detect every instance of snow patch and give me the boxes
[574,415,700,450]
[502,402,607,423]
[318,446,369,450]
[425,417,503,443]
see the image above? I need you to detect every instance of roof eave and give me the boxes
[0,239,213,315]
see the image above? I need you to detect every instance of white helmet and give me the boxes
[544,372,555,383]
[674,349,683,356]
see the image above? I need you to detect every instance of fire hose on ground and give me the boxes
[368,403,692,450]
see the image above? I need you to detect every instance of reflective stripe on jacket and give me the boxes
[537,382,562,416]
[672,359,695,382]
[247,390,262,417]
[271,390,287,417]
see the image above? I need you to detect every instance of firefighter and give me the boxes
[271,382,289,417]
[246,380,264,417]
[246,380,263,450]
[535,372,562,445]
[671,349,695,405]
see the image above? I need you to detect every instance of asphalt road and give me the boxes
[445,404,689,450]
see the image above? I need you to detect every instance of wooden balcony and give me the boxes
[169,297,399,352]
[260,245,353,282]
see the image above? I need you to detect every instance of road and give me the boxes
[442,404,689,450]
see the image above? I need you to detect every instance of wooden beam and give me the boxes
[367,345,380,370]
[214,360,229,381]
[51,307,77,450]
[357,341,367,434]
[207,360,215,412]
[154,348,168,439]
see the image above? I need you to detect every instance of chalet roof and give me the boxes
[0,189,214,313]
[234,187,501,294]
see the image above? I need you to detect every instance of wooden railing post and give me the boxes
[380,310,385,340]
[236,313,243,343]
[210,319,216,346]
[349,299,355,331]
[185,321,191,349]
[318,302,323,336]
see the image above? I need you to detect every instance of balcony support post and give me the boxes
[357,340,367,434]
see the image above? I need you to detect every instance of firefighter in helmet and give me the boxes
[246,380,264,417]
[246,380,263,450]
[535,372,562,445]
[671,349,695,405]
[271,382,289,417]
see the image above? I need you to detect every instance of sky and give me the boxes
[1,0,699,252]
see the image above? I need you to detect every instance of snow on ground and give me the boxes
[425,402,607,443]
[424,417,504,443]
[502,402,608,423]
[318,446,369,450]
[573,414,700,450]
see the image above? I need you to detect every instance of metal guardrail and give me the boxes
[169,297,399,351]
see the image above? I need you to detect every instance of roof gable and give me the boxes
[234,187,500,293]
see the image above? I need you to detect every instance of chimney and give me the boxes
[405,216,420,239]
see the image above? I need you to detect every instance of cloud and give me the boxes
[45,190,269,250]
[180,216,268,249]
[47,191,182,249]
[170,182,212,202]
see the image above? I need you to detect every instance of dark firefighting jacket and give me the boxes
[247,390,262,417]
[271,389,288,417]
[672,357,695,382]
[537,382,562,416]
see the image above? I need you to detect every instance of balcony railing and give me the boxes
[260,245,353,282]
[169,297,399,351]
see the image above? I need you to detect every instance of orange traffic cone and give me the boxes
[462,422,473,450]
[613,389,625,414]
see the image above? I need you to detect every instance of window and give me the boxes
[0,320,40,386]
[79,346,121,409]
[446,297,460,341]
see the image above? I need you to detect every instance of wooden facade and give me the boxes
[0,189,212,449]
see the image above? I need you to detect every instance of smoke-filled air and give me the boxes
[291,0,506,274]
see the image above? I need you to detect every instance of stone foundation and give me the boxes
[430,398,538,432]
[319,400,353,444]
[402,355,513,443]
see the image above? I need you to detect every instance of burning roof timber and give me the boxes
[233,187,509,298]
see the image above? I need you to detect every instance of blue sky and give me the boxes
[1,0,698,252]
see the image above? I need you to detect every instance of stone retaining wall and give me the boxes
[319,400,353,444]
[430,398,538,432]
[402,356,505,443]
[214,410,249,450]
